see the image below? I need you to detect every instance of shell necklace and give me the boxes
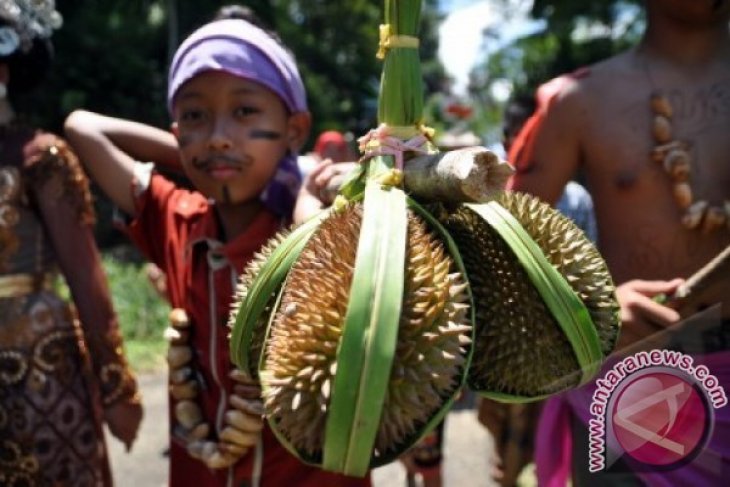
[166,308,264,469]
[644,55,730,233]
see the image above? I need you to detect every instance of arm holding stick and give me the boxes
[617,244,730,356]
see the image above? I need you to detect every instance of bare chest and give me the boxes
[581,78,730,205]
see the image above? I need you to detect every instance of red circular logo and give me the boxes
[612,372,708,466]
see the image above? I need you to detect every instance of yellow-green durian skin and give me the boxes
[262,203,471,459]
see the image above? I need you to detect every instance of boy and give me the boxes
[66,18,370,487]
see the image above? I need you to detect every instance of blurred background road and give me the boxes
[107,372,498,487]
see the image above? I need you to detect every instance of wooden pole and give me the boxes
[671,244,730,302]
[324,147,514,203]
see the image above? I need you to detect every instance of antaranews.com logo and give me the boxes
[588,349,727,472]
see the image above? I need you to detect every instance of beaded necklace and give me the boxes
[166,308,264,469]
[644,55,730,232]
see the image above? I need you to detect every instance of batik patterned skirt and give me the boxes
[0,287,111,487]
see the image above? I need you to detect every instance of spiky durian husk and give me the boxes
[442,192,619,397]
[496,192,619,354]
[377,208,471,456]
[228,230,291,378]
[262,203,471,459]
[444,207,578,395]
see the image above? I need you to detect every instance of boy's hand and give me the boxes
[303,159,357,205]
[105,400,144,452]
[294,159,357,224]
[615,278,684,350]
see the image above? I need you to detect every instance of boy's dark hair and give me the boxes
[211,4,286,48]
[212,4,259,23]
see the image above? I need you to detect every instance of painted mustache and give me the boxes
[191,154,252,172]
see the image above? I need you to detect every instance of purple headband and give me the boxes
[168,19,308,219]
[168,19,307,114]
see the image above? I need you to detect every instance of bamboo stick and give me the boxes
[401,147,513,203]
[324,147,514,203]
[671,243,730,303]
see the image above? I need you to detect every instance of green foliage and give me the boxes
[102,253,170,371]
[468,0,643,142]
[17,0,170,132]
[532,0,639,35]
[19,0,446,142]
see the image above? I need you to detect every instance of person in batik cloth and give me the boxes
[0,2,141,485]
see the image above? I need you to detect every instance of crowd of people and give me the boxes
[1,0,728,486]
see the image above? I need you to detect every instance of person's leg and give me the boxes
[403,421,445,487]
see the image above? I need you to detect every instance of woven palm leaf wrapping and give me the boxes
[228,0,619,476]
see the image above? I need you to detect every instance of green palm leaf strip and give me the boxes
[379,0,423,128]
[409,199,475,380]
[229,214,324,372]
[322,178,407,476]
[470,202,603,389]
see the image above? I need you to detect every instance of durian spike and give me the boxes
[262,195,471,471]
[228,214,324,377]
[440,192,618,400]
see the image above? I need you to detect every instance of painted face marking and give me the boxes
[249,129,283,140]
[177,134,193,148]
[191,154,252,172]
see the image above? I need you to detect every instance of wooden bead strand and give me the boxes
[649,91,728,233]
[165,309,264,470]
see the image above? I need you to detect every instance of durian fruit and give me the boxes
[228,232,288,379]
[229,0,619,478]
[228,215,324,379]
[258,201,472,464]
[440,191,619,399]
[501,192,619,355]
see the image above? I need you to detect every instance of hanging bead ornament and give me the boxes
[165,308,264,469]
[649,92,729,233]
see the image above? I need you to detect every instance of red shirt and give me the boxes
[125,173,371,486]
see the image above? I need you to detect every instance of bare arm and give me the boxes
[40,187,143,449]
[509,83,684,350]
[25,136,142,449]
[508,87,584,205]
[614,279,683,352]
[64,110,179,215]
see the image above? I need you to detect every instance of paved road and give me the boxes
[108,372,499,487]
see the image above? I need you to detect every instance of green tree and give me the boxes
[16,1,445,245]
[21,0,446,140]
[468,0,643,143]
[16,0,169,132]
